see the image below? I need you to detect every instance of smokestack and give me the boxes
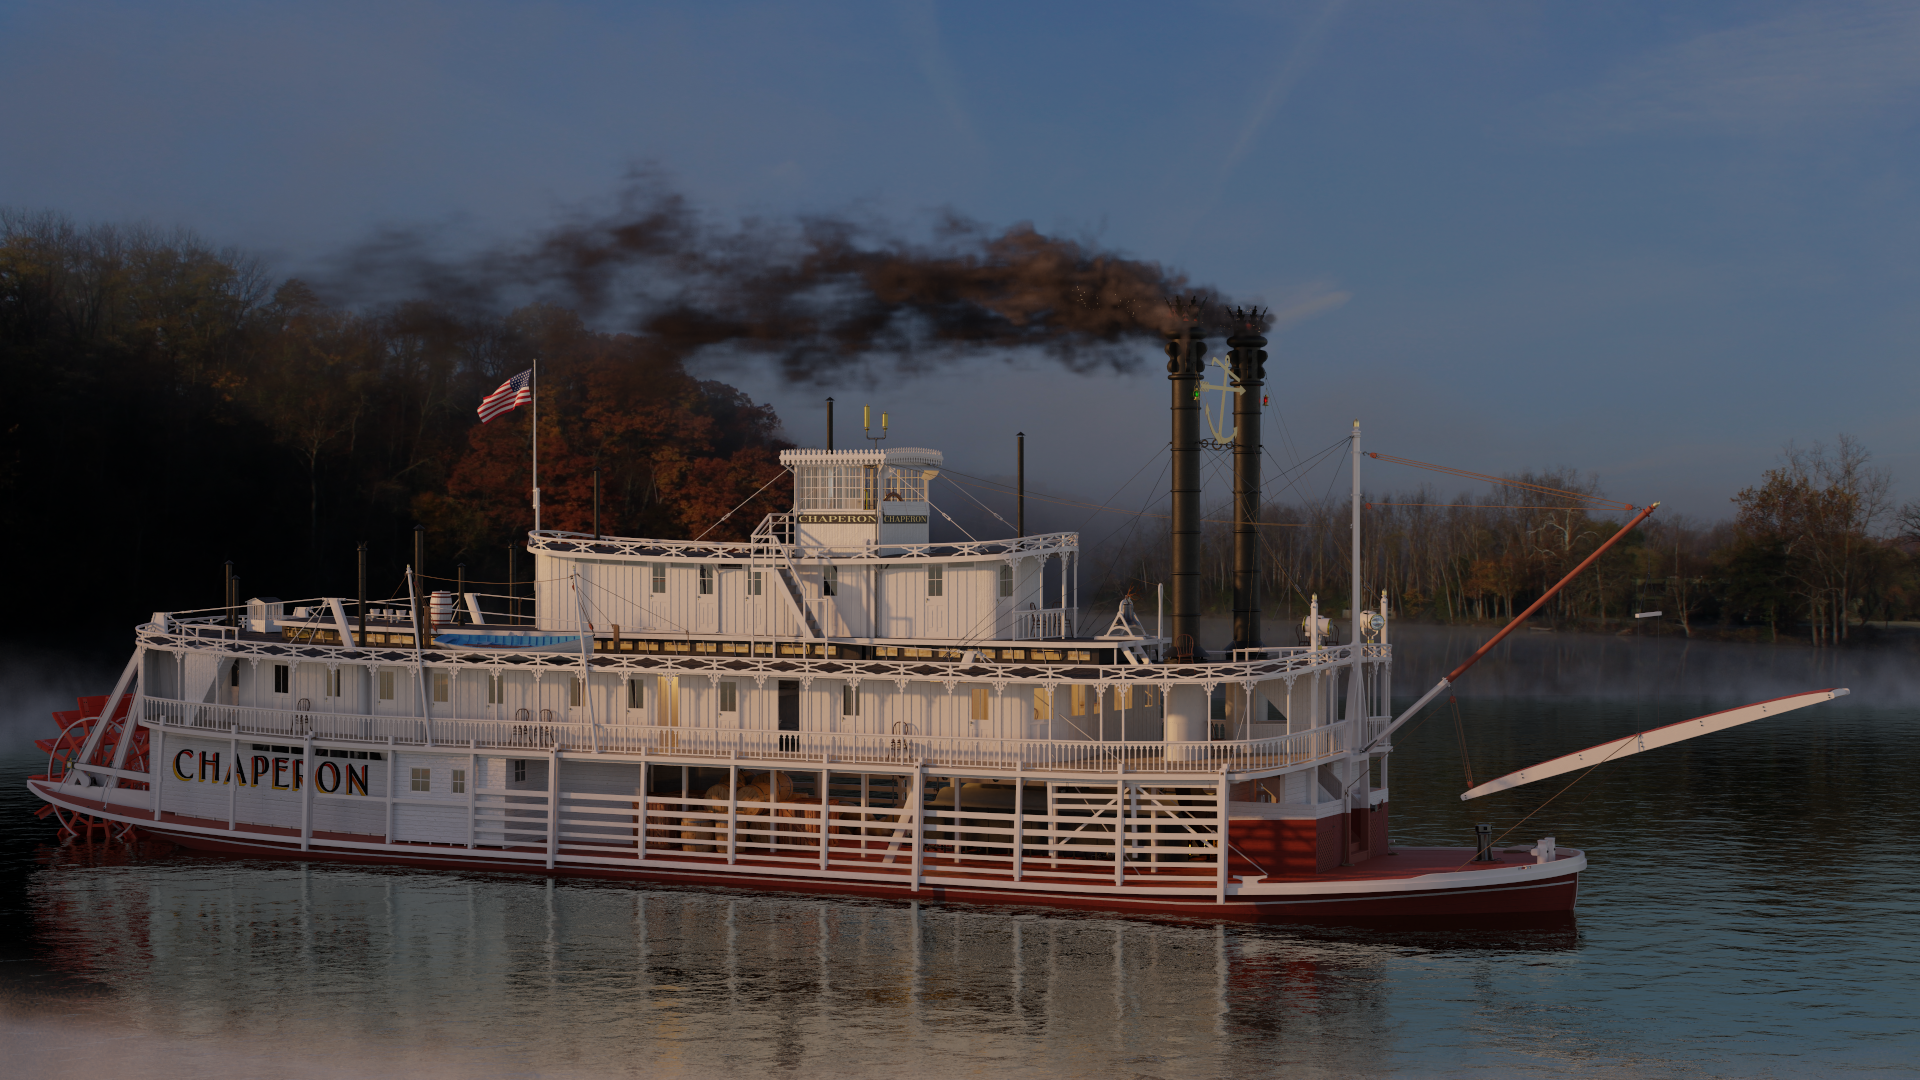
[1166,300,1207,661]
[1227,309,1267,652]
[1016,432,1025,537]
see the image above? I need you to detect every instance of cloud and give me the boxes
[1548,1,1920,137]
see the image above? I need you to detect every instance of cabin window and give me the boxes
[512,760,527,783]
[998,564,1013,598]
[970,687,989,722]
[796,464,877,511]
[651,565,666,594]
[748,570,763,596]
[718,681,737,712]
[842,684,860,716]
[569,676,582,707]
[1032,687,1050,721]
[927,565,944,597]
[627,679,645,709]
[410,768,430,792]
[451,769,466,794]
[698,566,714,595]
[881,464,930,502]
[488,675,501,705]
[325,669,342,698]
[822,565,838,597]
[432,671,449,702]
[273,665,289,694]
[378,669,395,700]
[230,664,240,687]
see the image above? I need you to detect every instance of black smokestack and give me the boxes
[1165,298,1207,662]
[1227,308,1268,653]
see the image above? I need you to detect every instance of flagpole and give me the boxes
[532,357,541,533]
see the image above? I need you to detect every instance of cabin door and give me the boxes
[659,676,680,748]
[778,679,800,751]
[695,566,718,633]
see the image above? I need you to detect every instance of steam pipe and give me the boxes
[414,525,427,640]
[1227,314,1266,652]
[826,396,834,451]
[1166,309,1206,661]
[356,541,367,642]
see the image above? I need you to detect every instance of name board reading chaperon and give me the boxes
[797,513,876,524]
[882,514,928,524]
[171,747,375,795]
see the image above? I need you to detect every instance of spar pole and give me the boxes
[1362,501,1660,754]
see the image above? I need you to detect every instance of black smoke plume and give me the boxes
[327,171,1223,383]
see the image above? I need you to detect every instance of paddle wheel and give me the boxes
[33,694,144,842]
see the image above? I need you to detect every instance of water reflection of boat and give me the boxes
[29,316,1584,919]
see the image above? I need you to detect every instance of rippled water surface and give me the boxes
[2,632,1916,1078]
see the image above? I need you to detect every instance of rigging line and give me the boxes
[927,495,978,542]
[944,475,1307,527]
[1449,696,1474,791]
[1455,723,1649,870]
[1084,456,1175,605]
[938,474,1016,532]
[1367,503,1625,511]
[691,468,790,542]
[1365,452,1635,513]
[1262,438,1347,506]
[1073,446,1170,537]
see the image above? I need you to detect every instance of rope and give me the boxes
[692,468,790,542]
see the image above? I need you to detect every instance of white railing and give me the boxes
[140,696,1366,775]
[1013,607,1077,640]
[527,522,1078,562]
[132,623,1369,688]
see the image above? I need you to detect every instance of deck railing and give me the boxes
[139,696,1368,774]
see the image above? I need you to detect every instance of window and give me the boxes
[451,769,466,794]
[378,669,395,700]
[326,668,342,697]
[842,683,860,716]
[970,687,989,722]
[698,565,714,595]
[1071,684,1087,716]
[627,679,645,709]
[1032,687,1050,721]
[881,464,929,502]
[410,768,430,792]
[719,681,737,712]
[512,759,527,783]
[796,464,877,511]
[651,565,666,594]
[998,564,1014,598]
[822,564,838,597]
[230,663,240,687]
[487,675,501,705]
[748,570,763,596]
[569,676,582,707]
[273,664,289,694]
[927,565,944,597]
[432,671,449,703]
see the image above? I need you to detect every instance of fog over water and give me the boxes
[3,631,1915,1078]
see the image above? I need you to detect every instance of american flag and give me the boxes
[477,369,533,423]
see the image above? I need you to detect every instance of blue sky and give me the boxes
[6,0,1917,523]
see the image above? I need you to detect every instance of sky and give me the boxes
[5,0,1918,526]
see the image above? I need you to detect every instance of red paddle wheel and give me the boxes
[33,694,143,842]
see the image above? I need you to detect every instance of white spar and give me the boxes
[1460,688,1850,801]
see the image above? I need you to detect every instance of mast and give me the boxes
[532,357,541,533]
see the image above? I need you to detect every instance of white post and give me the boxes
[384,736,395,843]
[1348,420,1362,722]
[1013,772,1024,882]
[910,764,926,891]
[546,748,559,868]
[726,762,739,864]
[151,726,165,821]
[300,732,313,851]
[1215,770,1229,903]
[228,734,238,831]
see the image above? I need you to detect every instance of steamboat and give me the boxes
[36,319,1818,920]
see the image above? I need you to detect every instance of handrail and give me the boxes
[132,623,1372,686]
[138,696,1372,774]
[526,526,1079,562]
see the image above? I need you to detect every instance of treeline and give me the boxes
[0,211,787,648]
[1098,444,1919,645]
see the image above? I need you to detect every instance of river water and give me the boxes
[1,630,1915,1078]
